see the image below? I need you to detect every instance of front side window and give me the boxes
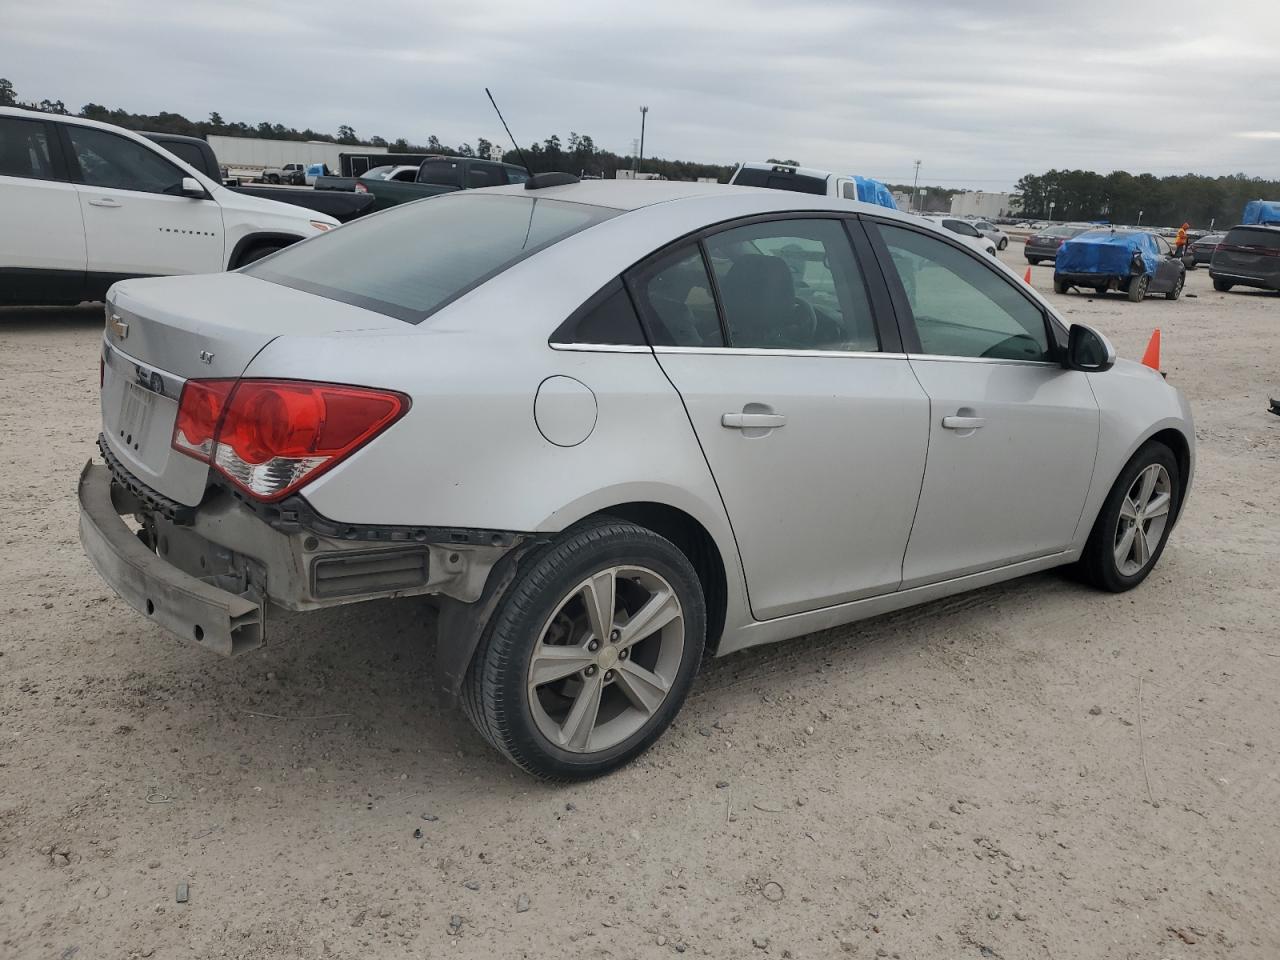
[247,193,618,323]
[704,219,878,351]
[0,117,57,181]
[878,223,1051,362]
[66,126,185,194]
[467,164,504,188]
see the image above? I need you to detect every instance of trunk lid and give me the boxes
[101,272,409,506]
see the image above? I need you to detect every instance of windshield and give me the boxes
[246,193,619,323]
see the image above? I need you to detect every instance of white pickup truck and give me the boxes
[0,107,338,306]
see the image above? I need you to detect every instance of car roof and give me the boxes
[482,178,796,211]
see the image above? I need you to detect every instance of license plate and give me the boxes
[119,381,156,448]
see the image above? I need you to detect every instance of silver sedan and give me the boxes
[80,178,1195,779]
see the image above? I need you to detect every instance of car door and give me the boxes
[1150,235,1182,292]
[868,219,1099,588]
[0,114,86,303]
[59,123,224,281]
[630,215,930,620]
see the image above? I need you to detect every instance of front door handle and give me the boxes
[722,412,787,429]
[87,198,121,208]
[941,415,986,430]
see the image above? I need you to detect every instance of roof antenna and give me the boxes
[486,88,532,174]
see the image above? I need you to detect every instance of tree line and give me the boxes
[1015,169,1280,228]
[5,79,1277,220]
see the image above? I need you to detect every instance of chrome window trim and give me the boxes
[651,346,907,360]
[548,342,653,354]
[905,352,1059,368]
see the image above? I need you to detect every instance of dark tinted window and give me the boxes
[418,159,461,187]
[247,193,618,323]
[879,223,1051,362]
[552,282,647,346]
[704,218,878,351]
[506,167,530,185]
[67,126,184,194]
[156,140,207,173]
[1225,227,1280,250]
[732,166,828,196]
[467,163,504,188]
[944,219,980,237]
[0,116,57,180]
[633,246,724,347]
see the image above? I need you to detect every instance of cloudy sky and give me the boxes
[3,0,1278,189]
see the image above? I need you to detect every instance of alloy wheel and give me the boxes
[1113,463,1173,576]
[527,565,685,753]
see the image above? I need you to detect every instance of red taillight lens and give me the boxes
[172,379,408,502]
[354,181,368,194]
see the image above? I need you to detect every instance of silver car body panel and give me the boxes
[87,181,1195,661]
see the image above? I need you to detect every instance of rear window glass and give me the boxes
[1045,225,1080,237]
[732,166,828,196]
[246,194,618,323]
[1225,227,1280,249]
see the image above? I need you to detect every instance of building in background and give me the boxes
[949,190,1020,219]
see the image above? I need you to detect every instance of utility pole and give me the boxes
[638,106,649,176]
[911,159,921,212]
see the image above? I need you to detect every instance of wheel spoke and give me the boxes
[1119,497,1139,522]
[1143,491,1171,519]
[529,644,595,687]
[613,661,670,716]
[1137,466,1159,507]
[559,674,603,750]
[1133,525,1151,567]
[1114,524,1137,569]
[580,570,616,643]
[616,586,681,650]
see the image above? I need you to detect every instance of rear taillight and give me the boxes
[354,182,368,194]
[172,379,409,502]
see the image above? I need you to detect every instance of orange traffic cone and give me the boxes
[1023,266,1033,284]
[1140,328,1161,370]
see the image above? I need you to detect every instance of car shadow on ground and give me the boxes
[0,304,104,331]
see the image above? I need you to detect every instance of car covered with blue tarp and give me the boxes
[1242,200,1280,226]
[1053,229,1186,302]
[848,175,897,209]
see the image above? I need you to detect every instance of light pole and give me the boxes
[638,106,648,176]
[911,159,921,212]
[1049,200,1056,223]
[1137,210,1144,227]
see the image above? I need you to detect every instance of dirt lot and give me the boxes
[1,253,1277,960]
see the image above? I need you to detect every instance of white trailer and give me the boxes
[207,136,387,179]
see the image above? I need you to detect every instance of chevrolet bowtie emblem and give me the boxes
[199,350,215,364]
[110,314,129,339]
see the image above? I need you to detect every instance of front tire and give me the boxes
[1054,277,1070,294]
[462,519,706,780]
[1078,442,1181,592]
[1027,256,1042,265]
[1213,278,1233,292]
[998,237,1009,250]
[236,242,286,267]
[1165,271,1185,300]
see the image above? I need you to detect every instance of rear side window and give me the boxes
[246,193,619,323]
[418,159,461,186]
[732,166,828,196]
[466,164,504,188]
[632,246,725,347]
[66,126,184,195]
[551,281,647,346]
[0,117,58,180]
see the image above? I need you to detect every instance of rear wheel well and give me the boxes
[587,503,728,654]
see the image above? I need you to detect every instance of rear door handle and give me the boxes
[722,413,787,429]
[941,416,986,430]
[87,198,121,208]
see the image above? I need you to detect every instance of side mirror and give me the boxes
[180,176,206,199]
[1065,323,1116,372]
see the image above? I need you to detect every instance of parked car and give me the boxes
[727,161,898,209]
[141,132,373,223]
[1209,224,1280,292]
[1024,224,1088,264]
[972,219,1010,250]
[922,216,997,256]
[78,178,1195,778]
[0,107,339,306]
[1054,229,1186,301]
[1189,232,1225,266]
[352,155,530,212]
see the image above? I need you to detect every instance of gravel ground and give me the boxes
[1,252,1277,960]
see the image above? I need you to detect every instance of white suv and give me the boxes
[0,107,338,306]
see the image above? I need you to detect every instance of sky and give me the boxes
[3,0,1279,191]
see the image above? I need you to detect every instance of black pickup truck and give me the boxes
[143,132,375,223]
[348,155,530,212]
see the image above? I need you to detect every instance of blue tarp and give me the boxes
[850,175,898,209]
[1055,230,1159,278]
[1242,200,1280,225]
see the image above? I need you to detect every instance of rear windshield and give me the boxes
[1224,227,1280,249]
[1045,225,1082,237]
[732,166,829,196]
[246,193,619,323]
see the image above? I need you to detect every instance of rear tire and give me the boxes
[1094,285,1108,296]
[1053,277,1070,295]
[998,238,1008,250]
[1027,257,1042,265]
[1127,274,1150,302]
[1077,442,1181,592]
[462,518,706,780]
[1212,278,1233,292]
